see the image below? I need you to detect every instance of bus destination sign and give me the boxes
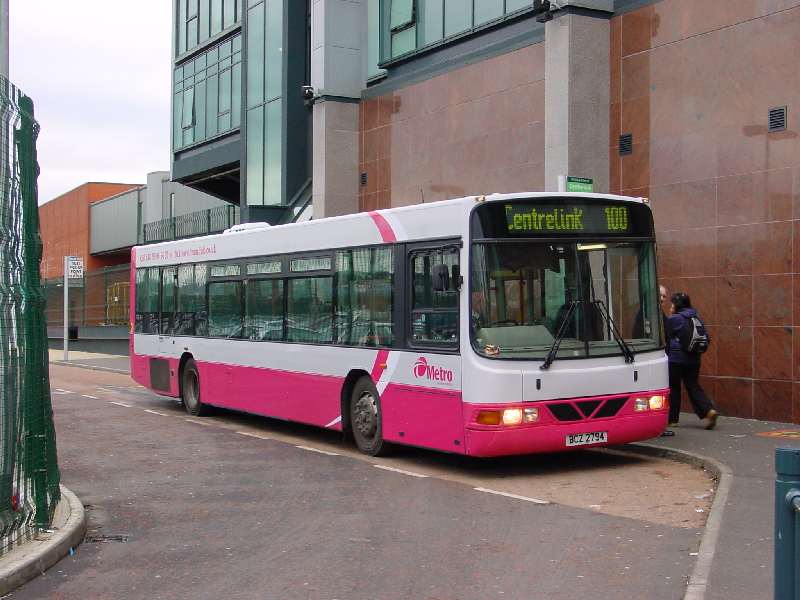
[504,203,630,236]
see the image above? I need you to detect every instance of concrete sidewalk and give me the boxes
[639,413,797,600]
[48,349,130,374]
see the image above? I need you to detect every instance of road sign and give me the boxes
[566,177,594,193]
[67,256,83,279]
[63,255,84,361]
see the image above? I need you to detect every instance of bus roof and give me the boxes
[133,192,649,268]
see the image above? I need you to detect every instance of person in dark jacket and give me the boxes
[665,292,718,431]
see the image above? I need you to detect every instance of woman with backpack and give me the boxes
[662,292,719,436]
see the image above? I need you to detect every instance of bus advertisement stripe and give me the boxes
[368,211,397,243]
[371,349,390,382]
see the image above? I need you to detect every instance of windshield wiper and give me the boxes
[540,300,579,370]
[592,300,635,364]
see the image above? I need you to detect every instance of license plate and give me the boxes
[565,431,608,447]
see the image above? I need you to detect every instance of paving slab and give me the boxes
[645,413,798,600]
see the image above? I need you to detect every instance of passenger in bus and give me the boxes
[664,292,718,433]
[471,291,487,331]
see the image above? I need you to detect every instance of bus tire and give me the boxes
[350,377,387,456]
[181,358,208,416]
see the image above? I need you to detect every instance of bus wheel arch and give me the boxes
[340,370,370,438]
[347,374,388,456]
[179,354,208,416]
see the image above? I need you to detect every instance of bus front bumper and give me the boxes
[462,393,669,457]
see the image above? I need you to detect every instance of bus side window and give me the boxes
[246,279,284,341]
[409,247,459,346]
[160,267,177,335]
[175,265,196,336]
[194,264,209,337]
[287,277,333,343]
[208,280,243,339]
[173,263,209,337]
[335,246,394,347]
[134,268,148,333]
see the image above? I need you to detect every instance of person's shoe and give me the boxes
[704,409,719,430]
[660,429,675,437]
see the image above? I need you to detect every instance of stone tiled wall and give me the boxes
[359,43,546,211]
[611,1,800,422]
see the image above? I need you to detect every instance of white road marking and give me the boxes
[325,416,342,428]
[295,445,340,456]
[473,487,549,505]
[53,389,74,395]
[81,394,99,399]
[373,465,428,478]
[144,409,170,417]
[236,431,272,440]
[109,401,132,408]
[185,419,213,427]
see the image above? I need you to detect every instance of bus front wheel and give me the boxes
[350,377,387,456]
[181,358,208,416]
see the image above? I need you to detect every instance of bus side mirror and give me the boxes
[431,264,450,292]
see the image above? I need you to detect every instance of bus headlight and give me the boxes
[502,408,523,425]
[633,394,667,411]
[475,407,538,426]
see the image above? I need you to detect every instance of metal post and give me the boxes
[63,256,68,361]
[775,447,800,599]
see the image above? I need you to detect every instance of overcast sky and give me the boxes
[10,1,172,204]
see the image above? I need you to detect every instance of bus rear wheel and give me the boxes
[350,377,387,456]
[181,358,208,416]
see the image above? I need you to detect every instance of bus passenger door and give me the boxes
[380,242,465,454]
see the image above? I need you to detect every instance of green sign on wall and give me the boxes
[566,176,594,193]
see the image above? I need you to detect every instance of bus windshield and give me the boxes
[470,241,662,360]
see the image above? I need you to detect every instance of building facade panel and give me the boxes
[90,188,143,254]
[359,42,546,211]
[39,182,140,279]
[610,1,800,422]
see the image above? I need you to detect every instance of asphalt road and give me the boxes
[10,365,714,600]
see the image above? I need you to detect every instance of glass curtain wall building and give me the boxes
[171,0,310,224]
[377,0,536,64]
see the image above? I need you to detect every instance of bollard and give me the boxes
[775,447,800,600]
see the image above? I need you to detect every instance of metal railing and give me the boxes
[141,204,240,244]
[775,447,800,599]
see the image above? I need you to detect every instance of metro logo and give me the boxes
[413,357,454,383]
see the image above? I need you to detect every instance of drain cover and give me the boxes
[85,534,129,543]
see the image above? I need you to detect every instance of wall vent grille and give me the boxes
[619,134,633,155]
[769,106,787,132]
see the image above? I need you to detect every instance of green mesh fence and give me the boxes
[0,75,61,553]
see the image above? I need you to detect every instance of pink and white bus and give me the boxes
[131,193,669,457]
